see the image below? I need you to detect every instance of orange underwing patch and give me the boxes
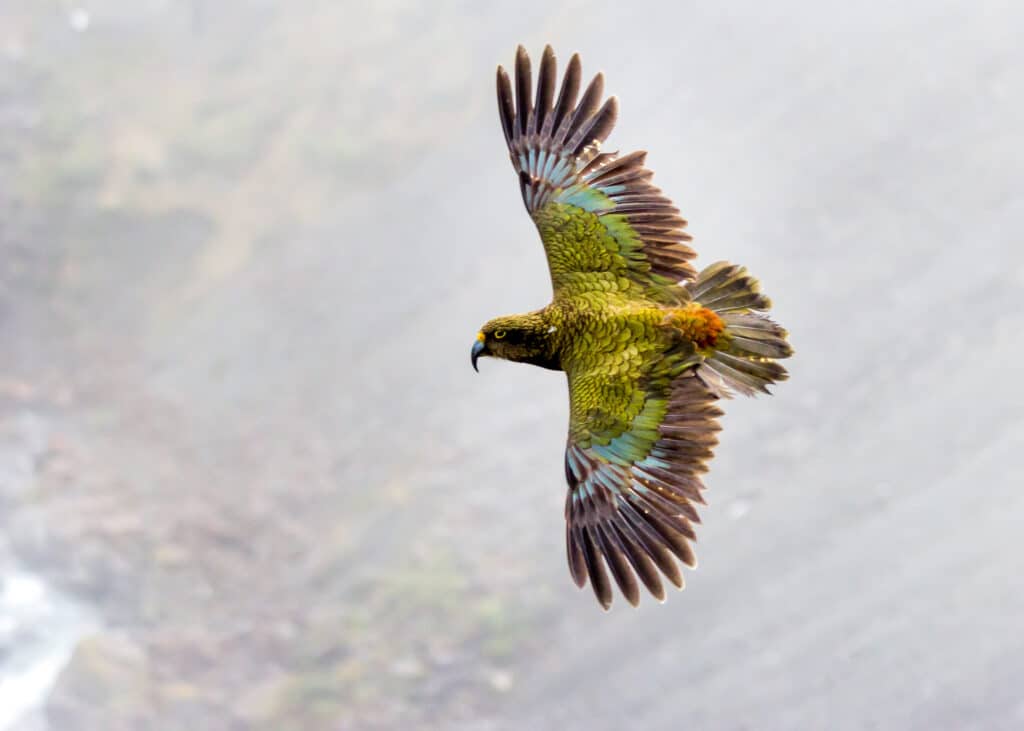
[669,303,725,349]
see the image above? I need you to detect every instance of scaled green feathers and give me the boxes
[473,46,793,610]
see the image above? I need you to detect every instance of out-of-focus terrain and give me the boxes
[0,1,1022,729]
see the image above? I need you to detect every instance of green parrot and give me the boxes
[472,46,792,609]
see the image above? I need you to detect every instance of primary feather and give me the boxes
[476,46,793,609]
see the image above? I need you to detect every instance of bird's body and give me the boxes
[473,46,793,609]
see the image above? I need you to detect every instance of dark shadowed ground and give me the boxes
[1,1,1022,729]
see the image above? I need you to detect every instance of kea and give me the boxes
[472,46,793,609]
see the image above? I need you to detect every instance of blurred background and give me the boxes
[0,1,1022,729]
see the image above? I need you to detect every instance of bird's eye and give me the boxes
[494,329,506,339]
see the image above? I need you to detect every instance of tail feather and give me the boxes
[687,262,793,397]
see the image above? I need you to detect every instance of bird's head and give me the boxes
[471,313,560,372]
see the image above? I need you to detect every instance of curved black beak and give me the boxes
[471,334,486,372]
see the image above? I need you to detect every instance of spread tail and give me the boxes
[687,261,793,397]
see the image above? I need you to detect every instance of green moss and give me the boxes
[175,102,281,173]
[472,595,529,660]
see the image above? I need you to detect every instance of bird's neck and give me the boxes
[517,307,564,371]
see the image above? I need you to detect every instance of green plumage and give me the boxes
[474,46,793,609]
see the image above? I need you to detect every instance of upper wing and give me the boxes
[564,357,723,609]
[497,46,697,301]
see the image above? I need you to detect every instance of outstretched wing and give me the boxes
[497,46,696,301]
[565,361,723,609]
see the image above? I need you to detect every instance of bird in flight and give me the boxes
[472,46,792,609]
